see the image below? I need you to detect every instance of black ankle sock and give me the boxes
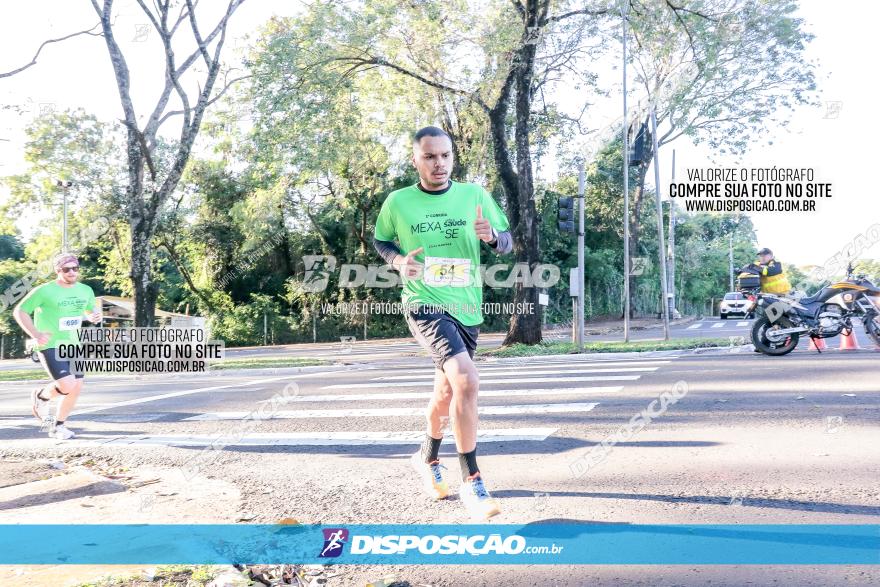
[421,434,442,463]
[55,420,65,426]
[458,449,480,481]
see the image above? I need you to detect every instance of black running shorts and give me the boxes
[38,347,84,380]
[405,305,479,370]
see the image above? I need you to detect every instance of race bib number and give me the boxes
[58,316,82,331]
[424,256,473,287]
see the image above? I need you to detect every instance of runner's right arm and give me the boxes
[13,288,50,345]
[374,238,423,278]
[373,238,402,266]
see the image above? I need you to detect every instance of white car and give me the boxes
[25,338,40,362]
[719,292,754,319]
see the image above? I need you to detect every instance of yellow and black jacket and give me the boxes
[758,260,792,295]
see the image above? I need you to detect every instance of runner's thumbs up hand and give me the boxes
[395,246,424,279]
[474,205,494,242]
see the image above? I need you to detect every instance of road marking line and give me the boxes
[686,323,703,329]
[324,373,649,389]
[184,402,599,421]
[374,365,664,380]
[71,371,346,415]
[383,360,671,377]
[487,355,680,365]
[13,427,558,447]
[737,321,750,327]
[711,322,725,328]
[271,385,626,404]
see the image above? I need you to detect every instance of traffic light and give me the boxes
[558,196,574,233]
[629,119,649,166]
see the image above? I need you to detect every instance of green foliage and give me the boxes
[0,0,820,347]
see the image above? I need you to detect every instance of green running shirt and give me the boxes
[18,281,97,351]
[374,181,510,326]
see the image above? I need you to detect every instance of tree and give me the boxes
[267,0,611,344]
[622,0,817,315]
[2,1,250,325]
[90,0,248,325]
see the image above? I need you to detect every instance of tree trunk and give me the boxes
[130,215,158,326]
[503,36,542,346]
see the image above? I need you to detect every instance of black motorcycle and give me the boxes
[737,264,880,356]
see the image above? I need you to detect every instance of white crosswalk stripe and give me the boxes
[20,428,558,447]
[371,366,662,381]
[687,323,703,329]
[184,402,600,421]
[1,356,678,449]
[325,373,649,389]
[270,386,625,404]
[711,322,725,328]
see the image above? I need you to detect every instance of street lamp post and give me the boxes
[667,150,678,319]
[57,180,73,252]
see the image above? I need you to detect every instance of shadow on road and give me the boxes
[0,480,125,511]
[498,490,880,516]
[205,437,721,458]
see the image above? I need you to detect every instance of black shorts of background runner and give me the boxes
[38,348,84,380]
[405,306,479,370]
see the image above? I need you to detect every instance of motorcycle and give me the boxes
[737,263,880,356]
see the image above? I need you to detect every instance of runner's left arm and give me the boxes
[479,188,512,255]
[486,230,513,254]
[84,288,102,323]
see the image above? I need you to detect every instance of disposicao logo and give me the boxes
[350,534,528,555]
[318,528,349,558]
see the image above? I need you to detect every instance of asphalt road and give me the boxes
[1,316,875,372]
[0,337,878,586]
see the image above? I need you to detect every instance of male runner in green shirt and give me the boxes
[373,126,512,519]
[13,253,102,440]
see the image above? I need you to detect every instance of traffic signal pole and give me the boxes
[577,161,586,349]
[650,106,670,340]
[557,170,585,350]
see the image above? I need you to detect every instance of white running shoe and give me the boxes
[410,451,449,500]
[50,424,75,440]
[30,388,50,424]
[459,474,501,520]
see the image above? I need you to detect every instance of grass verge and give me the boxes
[0,357,329,381]
[478,337,734,358]
[208,356,329,370]
[0,368,45,382]
[75,565,218,587]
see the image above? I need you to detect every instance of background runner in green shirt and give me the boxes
[13,253,101,440]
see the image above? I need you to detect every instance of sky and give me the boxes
[0,0,876,269]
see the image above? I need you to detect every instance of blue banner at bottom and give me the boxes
[1,524,877,565]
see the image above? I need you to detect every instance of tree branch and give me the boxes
[329,55,489,112]
[0,24,102,78]
[510,0,525,18]
[545,6,608,25]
